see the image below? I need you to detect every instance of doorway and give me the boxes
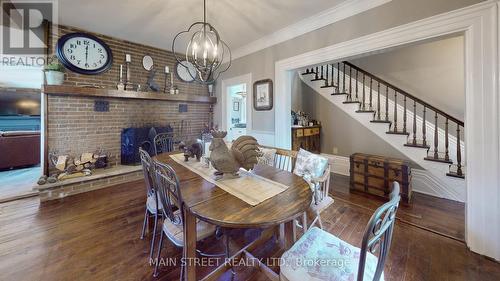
[221,73,252,142]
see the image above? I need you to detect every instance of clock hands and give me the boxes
[85,45,89,65]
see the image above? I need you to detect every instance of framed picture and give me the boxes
[233,102,239,111]
[253,79,273,111]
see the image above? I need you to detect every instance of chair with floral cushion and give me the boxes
[292,148,334,231]
[280,182,401,281]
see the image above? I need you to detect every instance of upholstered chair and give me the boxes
[280,182,401,281]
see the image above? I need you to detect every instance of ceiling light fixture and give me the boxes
[172,0,231,84]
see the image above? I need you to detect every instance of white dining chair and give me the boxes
[280,182,401,281]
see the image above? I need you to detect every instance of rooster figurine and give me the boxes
[209,131,260,178]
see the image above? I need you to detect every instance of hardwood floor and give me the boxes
[0,166,40,202]
[0,179,498,280]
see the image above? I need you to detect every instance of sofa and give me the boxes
[0,131,40,170]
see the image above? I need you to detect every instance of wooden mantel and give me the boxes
[42,85,217,104]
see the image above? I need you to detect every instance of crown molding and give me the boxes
[231,0,392,60]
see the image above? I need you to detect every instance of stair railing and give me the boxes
[302,61,464,178]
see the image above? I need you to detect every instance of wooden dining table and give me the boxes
[155,153,312,281]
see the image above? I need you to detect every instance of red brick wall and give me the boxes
[45,25,212,167]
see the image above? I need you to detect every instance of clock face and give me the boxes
[56,33,113,75]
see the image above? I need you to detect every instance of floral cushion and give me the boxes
[293,149,328,179]
[281,227,384,281]
[257,147,277,166]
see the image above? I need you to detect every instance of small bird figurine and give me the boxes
[209,131,260,178]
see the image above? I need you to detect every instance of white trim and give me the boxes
[411,169,465,202]
[275,1,500,260]
[232,0,392,60]
[320,153,350,176]
[220,73,253,133]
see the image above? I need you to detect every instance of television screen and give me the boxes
[0,90,41,116]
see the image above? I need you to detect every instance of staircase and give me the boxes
[300,61,466,201]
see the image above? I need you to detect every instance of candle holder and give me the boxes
[169,72,175,95]
[124,61,133,91]
[117,64,125,91]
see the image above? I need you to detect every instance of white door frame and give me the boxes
[274,1,499,260]
[220,73,253,133]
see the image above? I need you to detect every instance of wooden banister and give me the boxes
[343,61,464,126]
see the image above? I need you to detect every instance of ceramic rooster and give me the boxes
[209,131,260,178]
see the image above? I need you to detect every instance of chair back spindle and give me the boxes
[139,147,155,197]
[154,132,175,155]
[154,161,183,226]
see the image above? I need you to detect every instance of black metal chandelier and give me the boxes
[172,0,231,84]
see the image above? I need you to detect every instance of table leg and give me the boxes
[183,208,197,281]
[279,220,295,250]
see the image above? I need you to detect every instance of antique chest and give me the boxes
[350,153,412,203]
[291,125,321,153]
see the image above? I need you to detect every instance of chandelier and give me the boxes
[172,0,231,84]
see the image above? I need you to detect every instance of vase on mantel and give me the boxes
[45,71,65,85]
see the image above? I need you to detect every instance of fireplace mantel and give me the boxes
[43,85,217,104]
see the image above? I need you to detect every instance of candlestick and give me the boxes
[119,65,123,80]
[125,61,133,91]
[125,54,131,63]
[165,66,169,73]
[163,73,168,93]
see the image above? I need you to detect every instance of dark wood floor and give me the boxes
[0,179,498,281]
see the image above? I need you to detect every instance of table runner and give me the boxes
[170,153,289,206]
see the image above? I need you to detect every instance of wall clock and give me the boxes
[175,61,197,82]
[56,32,113,75]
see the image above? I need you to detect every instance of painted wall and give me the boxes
[215,0,482,135]
[292,72,420,167]
[350,35,465,121]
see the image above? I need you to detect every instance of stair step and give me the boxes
[404,142,430,149]
[320,84,338,88]
[370,119,391,124]
[424,156,453,164]
[386,130,410,136]
[301,72,315,75]
[446,171,465,179]
[331,92,348,96]
[343,100,360,104]
[355,109,375,113]
[311,78,326,82]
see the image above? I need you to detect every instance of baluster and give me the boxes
[331,64,335,86]
[377,81,381,120]
[320,65,324,79]
[336,62,340,92]
[385,85,389,121]
[403,96,407,133]
[412,100,417,145]
[433,112,438,159]
[324,65,329,87]
[348,66,352,100]
[315,66,319,80]
[445,118,449,161]
[355,70,359,100]
[369,77,373,110]
[361,74,366,110]
[422,106,427,146]
[342,63,346,93]
[393,90,398,132]
[456,125,463,176]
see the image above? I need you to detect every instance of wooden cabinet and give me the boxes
[350,153,412,203]
[292,125,321,153]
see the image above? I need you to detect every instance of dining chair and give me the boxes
[280,182,401,281]
[139,147,162,260]
[154,132,174,155]
[152,161,226,278]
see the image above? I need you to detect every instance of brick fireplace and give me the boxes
[37,24,215,200]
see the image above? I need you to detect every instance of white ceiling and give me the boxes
[57,0,347,52]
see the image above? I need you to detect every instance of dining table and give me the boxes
[155,152,312,281]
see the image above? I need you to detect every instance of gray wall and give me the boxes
[215,0,482,132]
[350,35,465,120]
[293,72,418,166]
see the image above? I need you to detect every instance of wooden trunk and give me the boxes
[350,153,412,203]
[291,125,321,153]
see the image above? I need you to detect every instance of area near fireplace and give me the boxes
[36,24,215,201]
